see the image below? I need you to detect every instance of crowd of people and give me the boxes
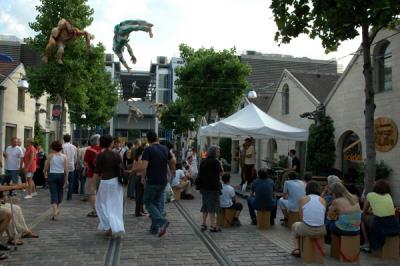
[1,132,399,262]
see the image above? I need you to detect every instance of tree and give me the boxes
[270,0,400,192]
[306,115,336,175]
[175,44,251,121]
[160,99,196,135]
[26,0,117,137]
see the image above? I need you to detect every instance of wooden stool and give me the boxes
[374,236,400,259]
[172,187,181,201]
[331,234,360,262]
[287,211,300,228]
[217,208,236,228]
[300,236,325,263]
[256,211,271,230]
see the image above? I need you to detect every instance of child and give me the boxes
[220,174,243,226]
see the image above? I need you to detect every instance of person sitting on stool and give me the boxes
[247,168,277,225]
[220,174,242,226]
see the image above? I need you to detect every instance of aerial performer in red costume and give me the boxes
[42,18,91,64]
[113,20,153,72]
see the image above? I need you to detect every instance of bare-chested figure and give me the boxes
[42,18,91,64]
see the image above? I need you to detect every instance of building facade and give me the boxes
[325,29,400,204]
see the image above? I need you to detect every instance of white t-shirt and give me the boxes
[4,145,23,170]
[62,142,77,172]
[244,145,256,165]
[171,169,185,187]
[220,183,235,208]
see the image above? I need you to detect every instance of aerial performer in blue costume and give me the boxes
[113,20,153,72]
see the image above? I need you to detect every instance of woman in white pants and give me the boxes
[93,135,124,236]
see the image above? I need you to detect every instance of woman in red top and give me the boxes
[24,138,37,199]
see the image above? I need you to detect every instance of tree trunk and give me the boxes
[361,24,376,193]
[59,96,65,141]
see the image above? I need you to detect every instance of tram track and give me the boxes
[174,201,235,266]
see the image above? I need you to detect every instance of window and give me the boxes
[374,41,392,92]
[24,127,33,146]
[18,87,25,111]
[282,84,289,115]
[5,124,17,147]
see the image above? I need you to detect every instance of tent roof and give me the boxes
[199,103,308,141]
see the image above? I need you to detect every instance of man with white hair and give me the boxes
[84,134,101,217]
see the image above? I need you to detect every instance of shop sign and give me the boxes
[374,117,398,152]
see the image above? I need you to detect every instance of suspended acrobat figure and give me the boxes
[113,20,153,72]
[42,18,91,64]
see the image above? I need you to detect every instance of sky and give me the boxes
[0,0,362,71]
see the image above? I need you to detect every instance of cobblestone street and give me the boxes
[3,180,399,266]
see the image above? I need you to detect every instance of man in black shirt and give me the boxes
[288,149,300,173]
[139,130,176,237]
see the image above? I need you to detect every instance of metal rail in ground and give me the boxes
[104,189,126,266]
[174,201,235,266]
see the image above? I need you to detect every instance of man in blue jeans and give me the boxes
[139,130,175,237]
[3,137,23,185]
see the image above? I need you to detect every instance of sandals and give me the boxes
[22,231,39,238]
[8,239,23,245]
[291,249,300,258]
[87,211,98,217]
[209,226,221,233]
[200,225,207,231]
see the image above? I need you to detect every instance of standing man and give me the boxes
[62,134,77,200]
[84,134,101,217]
[138,130,176,237]
[78,140,88,201]
[16,138,25,183]
[3,137,23,184]
[288,149,301,174]
[243,137,256,188]
[23,138,37,199]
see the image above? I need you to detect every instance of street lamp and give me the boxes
[247,90,257,99]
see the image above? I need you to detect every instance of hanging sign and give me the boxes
[52,105,61,120]
[374,117,398,152]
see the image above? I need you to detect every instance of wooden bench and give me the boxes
[373,236,400,260]
[217,208,236,228]
[256,211,271,230]
[172,187,181,201]
[331,234,360,262]
[287,211,300,228]
[300,236,325,263]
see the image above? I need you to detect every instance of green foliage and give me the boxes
[306,116,336,174]
[270,0,400,52]
[277,155,289,168]
[175,44,251,120]
[375,160,393,180]
[26,0,117,127]
[34,121,45,146]
[219,138,232,162]
[160,99,196,134]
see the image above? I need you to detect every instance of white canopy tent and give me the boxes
[198,103,308,141]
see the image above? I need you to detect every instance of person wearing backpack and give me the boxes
[84,134,101,218]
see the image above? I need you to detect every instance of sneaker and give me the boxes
[360,244,371,253]
[0,244,10,251]
[24,195,32,199]
[32,192,38,197]
[232,219,241,226]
